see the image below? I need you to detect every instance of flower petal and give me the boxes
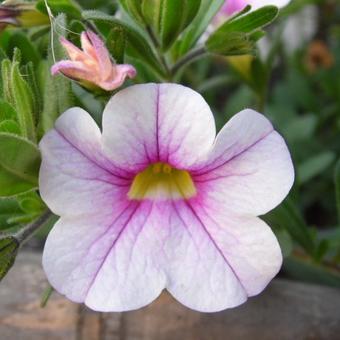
[164,201,247,312]
[43,200,248,313]
[99,64,136,91]
[83,31,112,75]
[102,83,216,173]
[43,196,281,312]
[51,60,94,82]
[39,107,131,217]
[43,201,168,311]
[59,36,88,62]
[187,199,282,297]
[193,109,294,215]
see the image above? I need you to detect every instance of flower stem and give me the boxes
[15,210,53,244]
[171,47,207,76]
[40,285,54,308]
[146,26,171,80]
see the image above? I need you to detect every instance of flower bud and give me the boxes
[51,30,136,92]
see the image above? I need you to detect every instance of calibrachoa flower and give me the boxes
[39,83,294,312]
[214,0,291,25]
[51,30,136,92]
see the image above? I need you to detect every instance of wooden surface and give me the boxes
[0,252,339,340]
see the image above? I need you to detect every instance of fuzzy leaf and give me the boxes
[0,133,41,197]
[118,0,144,25]
[8,32,40,66]
[106,27,126,64]
[173,0,225,58]
[38,14,74,136]
[0,100,17,121]
[1,57,37,141]
[0,120,21,135]
[36,0,81,19]
[206,6,278,56]
[0,199,22,231]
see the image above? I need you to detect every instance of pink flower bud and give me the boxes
[51,31,137,92]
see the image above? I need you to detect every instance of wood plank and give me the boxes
[0,252,339,340]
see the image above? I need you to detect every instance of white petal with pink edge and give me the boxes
[43,199,281,312]
[192,109,294,216]
[102,83,216,173]
[43,202,168,311]
[39,83,294,313]
[39,107,131,217]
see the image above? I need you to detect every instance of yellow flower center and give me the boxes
[128,163,196,201]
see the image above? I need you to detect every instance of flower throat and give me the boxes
[128,162,196,200]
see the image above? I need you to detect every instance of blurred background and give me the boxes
[0,0,339,338]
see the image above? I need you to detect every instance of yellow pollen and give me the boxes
[153,163,162,174]
[163,164,172,174]
[128,162,196,201]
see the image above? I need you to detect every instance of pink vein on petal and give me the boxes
[193,129,274,177]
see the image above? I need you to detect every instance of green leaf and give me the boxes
[214,5,279,34]
[141,0,161,30]
[173,0,225,58]
[284,255,340,288]
[1,56,37,142]
[36,0,82,19]
[335,159,340,224]
[0,133,41,197]
[7,32,40,66]
[0,236,19,281]
[6,214,37,225]
[24,62,43,125]
[275,228,293,258]
[18,192,45,215]
[118,0,145,25]
[37,61,58,135]
[10,61,37,141]
[0,193,45,230]
[0,120,21,135]
[265,199,316,256]
[206,6,278,56]
[153,0,201,50]
[206,31,255,56]
[37,14,74,136]
[106,27,126,64]
[83,10,166,77]
[1,59,13,106]
[0,47,7,64]
[0,100,17,121]
[282,114,317,143]
[0,199,22,231]
[298,151,336,185]
[314,240,329,263]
